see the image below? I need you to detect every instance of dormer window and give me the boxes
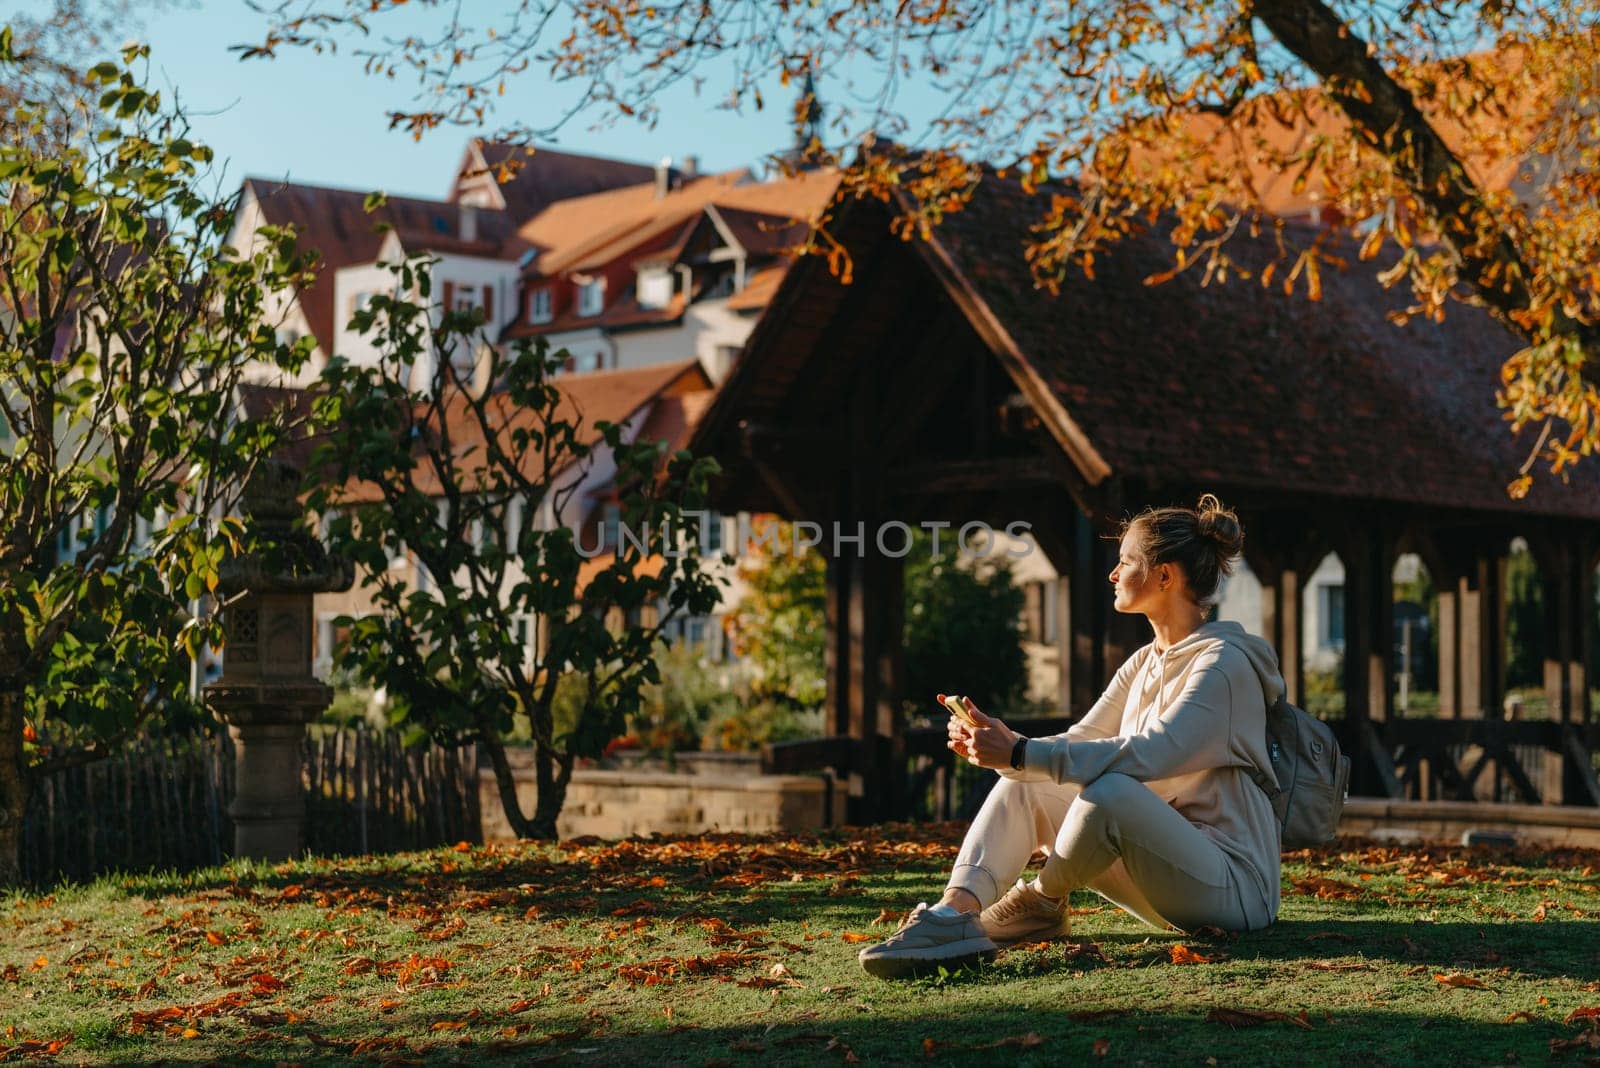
[637,267,673,309]
[577,278,605,317]
[527,287,552,324]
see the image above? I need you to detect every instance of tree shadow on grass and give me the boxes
[136,999,1600,1067]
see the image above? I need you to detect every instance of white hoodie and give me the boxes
[1008,620,1285,924]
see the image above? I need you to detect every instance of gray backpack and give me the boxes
[1248,695,1352,849]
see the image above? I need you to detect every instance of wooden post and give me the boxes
[1341,523,1396,794]
[1070,510,1110,714]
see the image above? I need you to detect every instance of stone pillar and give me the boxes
[205,461,353,862]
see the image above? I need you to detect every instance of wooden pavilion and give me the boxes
[687,171,1600,824]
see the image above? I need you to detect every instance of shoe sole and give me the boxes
[858,938,999,980]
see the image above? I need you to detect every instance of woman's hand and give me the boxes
[939,693,1018,770]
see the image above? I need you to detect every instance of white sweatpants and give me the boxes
[947,773,1270,932]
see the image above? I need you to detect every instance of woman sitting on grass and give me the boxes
[859,495,1285,979]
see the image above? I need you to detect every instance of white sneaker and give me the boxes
[856,903,997,979]
[980,879,1071,944]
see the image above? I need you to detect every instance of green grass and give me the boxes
[6,827,1600,1065]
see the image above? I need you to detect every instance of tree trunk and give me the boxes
[479,732,537,840]
[527,747,572,841]
[1250,0,1591,350]
[0,683,31,887]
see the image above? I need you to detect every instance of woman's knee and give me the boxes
[1077,772,1143,809]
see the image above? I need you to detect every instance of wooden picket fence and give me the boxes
[18,725,479,887]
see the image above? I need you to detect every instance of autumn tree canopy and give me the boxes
[242,1,1600,490]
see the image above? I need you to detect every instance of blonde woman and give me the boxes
[859,496,1284,979]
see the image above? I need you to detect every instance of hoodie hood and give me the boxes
[1169,620,1286,709]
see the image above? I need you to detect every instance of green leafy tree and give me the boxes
[730,522,1029,718]
[728,515,827,709]
[307,278,724,840]
[0,38,311,883]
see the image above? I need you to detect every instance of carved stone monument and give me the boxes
[204,461,353,861]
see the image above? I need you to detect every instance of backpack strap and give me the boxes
[1248,766,1282,802]
[1248,693,1285,801]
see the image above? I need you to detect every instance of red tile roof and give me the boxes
[244,179,515,354]
[503,168,843,339]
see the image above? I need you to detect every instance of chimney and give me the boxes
[460,203,478,243]
[680,154,700,178]
[654,155,672,199]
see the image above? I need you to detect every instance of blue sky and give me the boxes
[127,2,817,201]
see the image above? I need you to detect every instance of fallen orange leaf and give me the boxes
[204,931,227,947]
[1092,1037,1110,1057]
[430,1020,468,1032]
[1434,973,1490,990]
[1169,944,1215,965]
[1503,1010,1537,1023]
[839,932,874,944]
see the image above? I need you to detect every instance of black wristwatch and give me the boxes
[1009,736,1029,771]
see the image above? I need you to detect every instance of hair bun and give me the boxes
[1195,494,1244,557]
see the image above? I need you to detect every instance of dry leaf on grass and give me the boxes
[839,932,874,944]
[872,908,901,926]
[1502,1011,1537,1023]
[1289,877,1365,900]
[1434,973,1490,990]
[1206,1008,1314,1030]
[0,1035,73,1060]
[1092,1038,1110,1057]
[1168,944,1215,965]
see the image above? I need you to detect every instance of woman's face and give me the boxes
[1109,531,1165,614]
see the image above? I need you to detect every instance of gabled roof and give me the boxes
[503,167,843,339]
[457,141,664,219]
[516,170,750,276]
[244,178,515,353]
[692,168,1600,521]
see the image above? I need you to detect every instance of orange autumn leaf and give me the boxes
[204,931,226,947]
[505,998,537,1014]
[21,722,35,742]
[1565,1006,1600,1024]
[29,956,46,971]
[1503,1010,1537,1023]
[839,932,874,944]
[430,1020,468,1032]
[1435,973,1490,990]
[451,841,472,853]
[1092,1038,1110,1057]
[1169,944,1215,964]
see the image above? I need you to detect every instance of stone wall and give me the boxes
[1340,798,1600,848]
[480,767,830,841]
